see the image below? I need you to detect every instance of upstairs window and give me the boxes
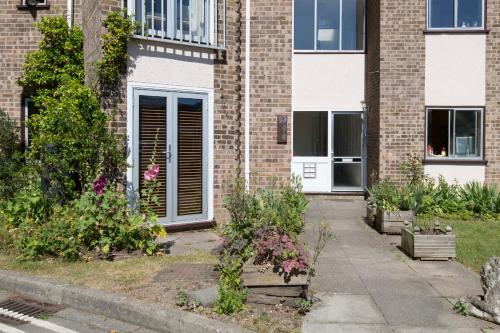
[426,108,483,160]
[294,0,365,51]
[427,0,484,30]
[134,0,211,44]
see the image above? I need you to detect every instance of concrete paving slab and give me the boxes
[371,294,488,328]
[394,328,488,333]
[163,230,221,255]
[304,294,386,325]
[302,322,395,333]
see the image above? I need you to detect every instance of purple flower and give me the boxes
[93,176,107,196]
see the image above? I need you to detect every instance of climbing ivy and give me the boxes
[96,10,135,87]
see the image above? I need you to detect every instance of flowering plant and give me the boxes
[253,227,308,276]
[92,175,107,196]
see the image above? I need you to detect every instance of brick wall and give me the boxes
[365,0,380,185]
[213,0,244,221]
[0,0,69,127]
[377,0,426,182]
[248,0,293,188]
[485,0,500,183]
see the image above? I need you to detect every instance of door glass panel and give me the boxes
[139,96,167,218]
[177,98,203,216]
[333,163,361,187]
[293,111,328,157]
[334,114,361,157]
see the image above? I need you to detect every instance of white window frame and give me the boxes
[128,0,216,47]
[425,107,484,160]
[426,0,485,31]
[293,0,366,53]
[22,0,47,6]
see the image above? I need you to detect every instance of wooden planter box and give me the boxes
[401,227,456,261]
[241,259,308,307]
[375,209,415,234]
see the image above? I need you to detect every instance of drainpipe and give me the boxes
[244,0,251,190]
[66,0,73,27]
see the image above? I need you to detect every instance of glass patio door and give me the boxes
[134,89,208,224]
[331,112,364,191]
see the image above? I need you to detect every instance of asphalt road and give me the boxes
[0,290,161,333]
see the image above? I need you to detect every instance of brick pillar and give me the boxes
[248,0,293,189]
[485,0,500,184]
[378,0,426,182]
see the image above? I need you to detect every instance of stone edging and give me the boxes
[0,269,251,333]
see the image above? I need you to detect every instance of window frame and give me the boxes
[425,107,484,161]
[426,0,486,31]
[293,0,366,53]
[129,0,217,47]
[21,0,47,6]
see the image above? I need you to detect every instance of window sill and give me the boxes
[293,50,366,55]
[423,28,489,35]
[423,158,487,166]
[17,4,50,10]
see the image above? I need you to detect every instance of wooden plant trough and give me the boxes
[241,259,308,307]
[375,209,415,234]
[401,226,456,261]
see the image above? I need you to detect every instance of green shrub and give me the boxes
[215,253,247,315]
[461,181,499,218]
[0,109,23,200]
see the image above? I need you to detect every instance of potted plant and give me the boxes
[241,227,309,307]
[401,219,456,261]
[368,180,415,234]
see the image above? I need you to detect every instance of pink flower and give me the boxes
[144,164,160,181]
[93,176,107,196]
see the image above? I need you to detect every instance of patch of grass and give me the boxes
[439,218,500,272]
[0,252,218,292]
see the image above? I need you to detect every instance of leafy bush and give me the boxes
[368,156,498,220]
[215,176,309,314]
[461,182,500,218]
[0,110,23,200]
[215,253,247,315]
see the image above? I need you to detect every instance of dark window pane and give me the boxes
[294,0,315,50]
[427,109,450,157]
[429,0,454,28]
[457,0,482,28]
[293,112,328,157]
[454,110,480,157]
[333,163,361,187]
[333,114,362,156]
[317,0,340,50]
[341,0,365,50]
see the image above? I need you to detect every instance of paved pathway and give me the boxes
[302,197,500,333]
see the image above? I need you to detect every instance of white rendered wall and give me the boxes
[292,54,365,110]
[128,40,215,89]
[424,165,485,185]
[425,34,485,106]
[292,54,365,192]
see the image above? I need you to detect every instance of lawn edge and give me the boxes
[0,268,251,333]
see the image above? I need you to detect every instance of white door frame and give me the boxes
[127,82,214,225]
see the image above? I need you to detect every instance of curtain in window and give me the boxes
[190,0,206,40]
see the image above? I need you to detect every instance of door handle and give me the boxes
[166,144,172,163]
